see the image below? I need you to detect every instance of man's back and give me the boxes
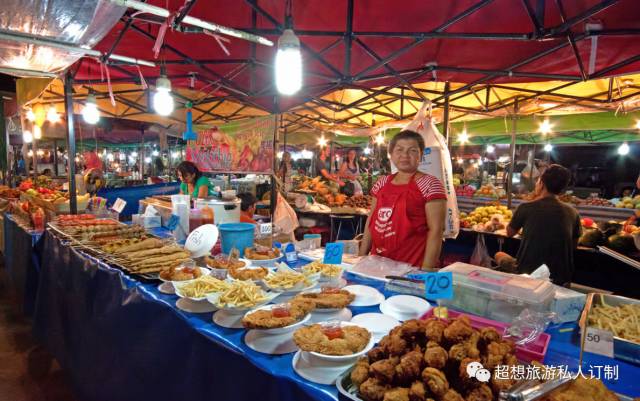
[510,197,581,285]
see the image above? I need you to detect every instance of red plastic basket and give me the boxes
[421,309,550,363]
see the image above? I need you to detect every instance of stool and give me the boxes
[329,215,357,242]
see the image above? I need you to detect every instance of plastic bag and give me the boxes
[469,234,492,268]
[273,192,299,235]
[504,309,556,345]
[393,101,460,238]
[351,255,414,281]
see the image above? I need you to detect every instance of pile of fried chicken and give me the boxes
[350,316,520,401]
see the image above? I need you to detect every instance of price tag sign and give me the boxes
[111,198,127,214]
[584,327,614,358]
[323,242,344,265]
[259,223,272,236]
[167,214,180,231]
[409,272,454,301]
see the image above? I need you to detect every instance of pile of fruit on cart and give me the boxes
[460,204,512,232]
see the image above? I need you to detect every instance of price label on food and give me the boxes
[259,223,272,236]
[584,327,614,358]
[111,198,127,214]
[408,272,454,301]
[323,242,344,265]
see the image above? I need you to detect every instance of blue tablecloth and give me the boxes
[32,230,639,401]
[3,213,43,315]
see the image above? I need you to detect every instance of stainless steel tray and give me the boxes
[580,293,640,366]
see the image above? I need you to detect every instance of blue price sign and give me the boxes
[408,272,453,301]
[323,242,344,265]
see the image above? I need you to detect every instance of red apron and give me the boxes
[369,174,429,267]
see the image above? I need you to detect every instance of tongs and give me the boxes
[499,376,573,401]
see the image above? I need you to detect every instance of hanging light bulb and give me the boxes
[539,118,552,135]
[33,104,46,127]
[544,143,553,152]
[363,146,372,155]
[26,108,35,122]
[275,29,302,95]
[277,151,284,159]
[74,156,80,163]
[107,153,115,162]
[82,93,100,124]
[171,151,180,159]
[153,75,174,116]
[486,144,495,153]
[131,151,138,158]
[23,130,33,143]
[375,133,385,145]
[458,130,469,144]
[27,149,34,157]
[36,149,44,157]
[318,136,328,147]
[635,120,640,130]
[618,142,630,156]
[33,125,42,140]
[47,105,59,123]
[144,157,152,164]
[152,150,159,157]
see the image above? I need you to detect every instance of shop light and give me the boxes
[635,120,640,130]
[539,118,552,135]
[36,149,44,157]
[33,104,46,127]
[82,94,100,124]
[618,142,630,156]
[275,29,302,95]
[119,153,126,161]
[131,151,138,158]
[27,149,33,157]
[47,105,59,123]
[171,151,180,159]
[23,130,33,143]
[107,153,115,162]
[375,133,385,146]
[128,156,136,163]
[33,125,42,140]
[26,108,35,122]
[486,145,495,153]
[74,156,80,163]
[144,157,152,164]
[277,151,284,159]
[152,150,159,157]
[456,158,464,164]
[153,75,174,116]
[301,148,313,159]
[478,159,483,166]
[318,136,328,148]
[458,130,469,144]
[363,146,372,155]
[544,143,553,152]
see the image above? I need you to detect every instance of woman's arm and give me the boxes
[197,184,209,198]
[422,199,446,269]
[358,198,377,256]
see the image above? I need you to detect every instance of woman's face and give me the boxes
[348,150,357,162]
[390,139,422,172]
[178,170,195,184]
[283,152,291,162]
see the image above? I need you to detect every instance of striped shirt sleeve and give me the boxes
[370,175,390,197]
[416,174,447,201]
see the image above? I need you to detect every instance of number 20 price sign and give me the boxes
[409,271,454,302]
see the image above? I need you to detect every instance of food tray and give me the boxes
[47,218,125,240]
[421,309,550,363]
[579,293,640,366]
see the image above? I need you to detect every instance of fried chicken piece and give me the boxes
[490,368,517,395]
[352,358,371,387]
[398,319,427,342]
[425,319,446,344]
[458,358,482,381]
[360,378,391,401]
[383,387,410,401]
[370,357,400,383]
[465,332,481,359]
[292,324,371,355]
[448,343,469,363]
[441,389,465,401]
[409,381,427,401]
[465,384,493,401]
[482,341,514,370]
[426,341,440,349]
[444,317,473,344]
[368,346,388,363]
[294,289,355,309]
[424,344,448,369]
[395,350,424,384]
[384,334,409,356]
[539,376,619,401]
[242,299,315,329]
[421,367,449,397]
[479,327,501,344]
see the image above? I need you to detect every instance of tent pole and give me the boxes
[64,70,77,214]
[443,81,451,145]
[270,101,279,220]
[53,140,59,176]
[507,98,519,209]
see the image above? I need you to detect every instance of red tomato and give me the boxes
[272,307,291,318]
[322,326,344,340]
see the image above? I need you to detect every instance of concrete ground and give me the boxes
[0,265,77,401]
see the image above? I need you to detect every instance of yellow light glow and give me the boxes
[458,130,470,144]
[375,133,385,145]
[33,125,42,139]
[47,105,59,123]
[318,136,328,147]
[635,120,640,130]
[539,118,552,135]
[26,109,35,122]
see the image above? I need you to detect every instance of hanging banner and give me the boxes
[186,116,276,173]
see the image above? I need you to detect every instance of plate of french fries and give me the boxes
[262,264,320,294]
[301,260,345,281]
[173,275,231,301]
[206,280,280,313]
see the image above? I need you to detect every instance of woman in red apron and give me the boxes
[360,130,447,268]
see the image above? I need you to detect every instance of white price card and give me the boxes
[111,198,127,214]
[584,327,614,358]
[259,223,272,235]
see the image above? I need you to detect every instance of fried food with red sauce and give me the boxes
[293,324,370,356]
[241,300,314,329]
[293,289,355,309]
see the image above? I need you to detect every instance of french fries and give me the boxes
[215,281,268,308]
[302,261,342,278]
[264,270,310,290]
[176,276,230,298]
[588,301,640,343]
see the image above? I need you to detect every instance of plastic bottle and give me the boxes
[201,204,214,225]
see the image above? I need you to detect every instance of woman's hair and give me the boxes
[238,192,257,211]
[344,149,359,170]
[389,130,425,154]
[540,164,572,194]
[176,161,201,182]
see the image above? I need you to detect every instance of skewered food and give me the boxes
[241,300,315,329]
[293,323,371,356]
[112,238,165,254]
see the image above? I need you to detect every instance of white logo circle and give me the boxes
[377,207,393,223]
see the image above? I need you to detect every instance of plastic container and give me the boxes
[421,309,550,363]
[303,234,322,250]
[218,223,255,257]
[438,262,555,323]
[189,208,203,232]
[200,205,214,225]
[195,198,240,225]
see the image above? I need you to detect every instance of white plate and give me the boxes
[185,224,219,258]
[157,282,175,295]
[308,308,352,324]
[213,309,245,328]
[242,304,311,335]
[176,298,218,314]
[246,256,280,267]
[158,266,211,285]
[350,313,400,342]
[342,285,385,307]
[292,351,354,385]
[308,322,374,362]
[206,291,280,313]
[379,295,431,321]
[244,330,299,354]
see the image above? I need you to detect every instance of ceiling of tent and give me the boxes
[14,0,640,140]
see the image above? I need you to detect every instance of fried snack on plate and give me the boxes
[588,302,640,343]
[204,255,246,270]
[174,276,230,299]
[293,322,371,356]
[263,269,311,291]
[244,246,280,260]
[208,280,276,310]
[241,299,314,329]
[159,265,202,281]
[302,260,343,278]
[228,266,268,281]
[294,287,355,309]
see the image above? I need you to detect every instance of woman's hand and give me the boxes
[422,199,446,269]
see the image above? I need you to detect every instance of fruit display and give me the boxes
[473,185,505,199]
[460,205,512,232]
[0,185,21,199]
[454,184,475,197]
[615,195,640,209]
[295,176,344,205]
[584,197,613,207]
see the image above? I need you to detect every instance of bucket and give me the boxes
[218,223,255,257]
